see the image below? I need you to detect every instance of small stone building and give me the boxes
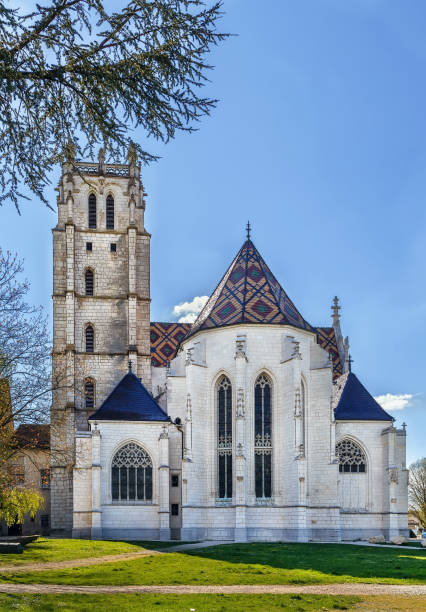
[52,152,408,541]
[1,424,51,536]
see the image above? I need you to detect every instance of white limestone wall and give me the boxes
[167,324,340,541]
[335,421,408,539]
[95,422,165,539]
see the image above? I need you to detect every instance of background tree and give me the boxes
[0,248,61,525]
[0,0,228,210]
[409,458,426,530]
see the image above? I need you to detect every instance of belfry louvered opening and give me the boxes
[88,194,97,228]
[85,325,94,352]
[85,269,94,296]
[106,194,114,229]
[84,378,95,409]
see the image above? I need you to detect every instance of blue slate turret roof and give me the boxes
[334,372,393,421]
[89,371,169,422]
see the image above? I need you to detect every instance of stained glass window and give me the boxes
[336,439,366,473]
[112,442,153,501]
[217,376,232,499]
[255,374,272,499]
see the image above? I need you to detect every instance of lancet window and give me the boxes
[111,442,153,501]
[88,194,97,228]
[336,439,366,473]
[254,374,272,499]
[85,269,94,296]
[85,325,94,352]
[217,376,232,500]
[300,379,306,450]
[106,194,115,229]
[84,378,95,409]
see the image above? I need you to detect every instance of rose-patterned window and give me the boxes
[111,442,153,501]
[336,439,366,473]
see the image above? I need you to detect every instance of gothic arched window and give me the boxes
[106,194,114,229]
[88,194,97,229]
[85,325,94,352]
[85,269,94,296]
[217,376,232,499]
[112,442,153,501]
[254,374,272,499]
[336,439,366,473]
[84,378,95,409]
[300,379,306,451]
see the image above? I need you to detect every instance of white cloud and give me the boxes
[173,296,209,324]
[374,393,413,411]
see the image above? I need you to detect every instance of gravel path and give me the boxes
[0,583,424,595]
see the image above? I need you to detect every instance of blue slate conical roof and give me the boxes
[334,372,393,421]
[89,372,169,422]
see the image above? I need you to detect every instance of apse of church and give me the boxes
[51,153,408,541]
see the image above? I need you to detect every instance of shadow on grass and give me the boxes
[180,542,426,583]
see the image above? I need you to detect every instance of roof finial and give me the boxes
[246,221,251,240]
[347,354,353,372]
[331,296,340,322]
[128,359,133,372]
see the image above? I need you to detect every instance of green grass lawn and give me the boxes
[1,543,425,586]
[0,593,361,611]
[0,538,187,567]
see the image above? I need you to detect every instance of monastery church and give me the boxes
[51,151,408,542]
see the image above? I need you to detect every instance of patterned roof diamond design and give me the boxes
[188,239,314,337]
[334,372,393,421]
[316,326,343,381]
[150,322,191,367]
[90,371,170,421]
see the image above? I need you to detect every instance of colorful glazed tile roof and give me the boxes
[187,239,314,337]
[316,326,343,381]
[150,322,191,367]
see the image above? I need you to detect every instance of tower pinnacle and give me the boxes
[246,221,251,241]
[331,296,340,323]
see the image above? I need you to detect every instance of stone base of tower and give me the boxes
[50,467,73,534]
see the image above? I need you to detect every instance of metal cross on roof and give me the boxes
[246,221,251,240]
[347,354,354,372]
[128,360,133,372]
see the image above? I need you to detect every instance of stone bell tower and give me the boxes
[50,145,151,532]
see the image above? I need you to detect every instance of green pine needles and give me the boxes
[0,0,229,210]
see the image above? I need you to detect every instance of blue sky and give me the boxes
[0,0,425,463]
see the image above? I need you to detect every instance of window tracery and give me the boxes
[336,439,366,473]
[217,376,232,500]
[255,374,272,499]
[111,442,153,501]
